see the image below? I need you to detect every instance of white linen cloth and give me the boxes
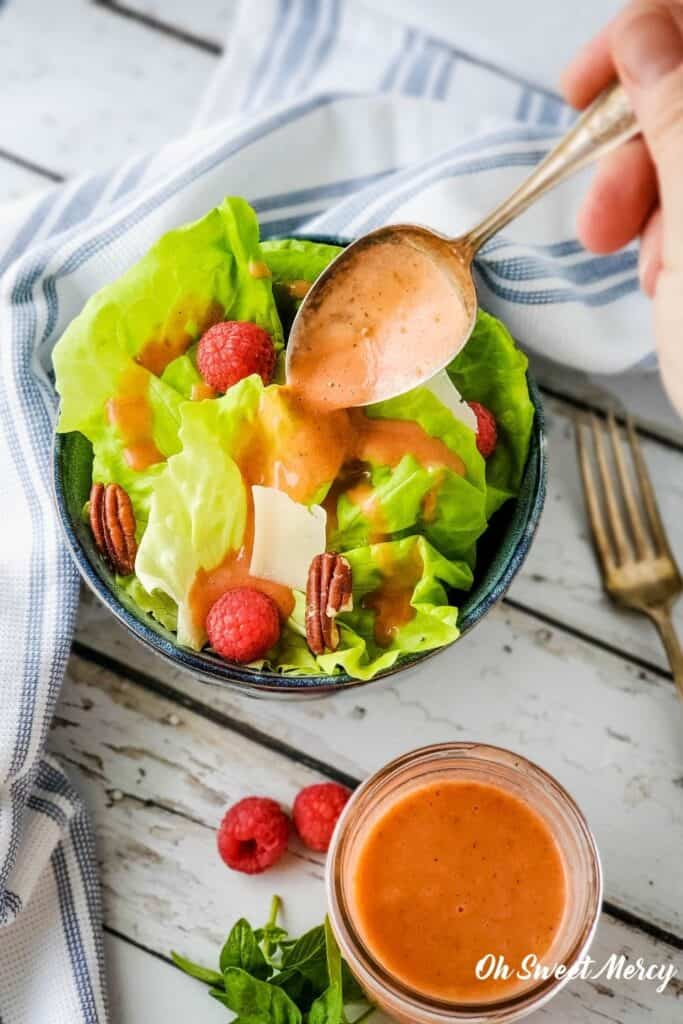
[0,1,652,1020]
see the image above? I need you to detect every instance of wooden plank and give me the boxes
[72,587,683,940]
[0,156,56,206]
[51,654,683,1022]
[531,353,683,448]
[507,395,683,674]
[97,0,233,50]
[0,0,215,180]
[105,932,226,1024]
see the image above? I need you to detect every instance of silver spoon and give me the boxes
[286,83,638,410]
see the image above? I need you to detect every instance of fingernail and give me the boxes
[614,9,683,87]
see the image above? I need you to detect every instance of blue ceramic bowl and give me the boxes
[53,235,547,698]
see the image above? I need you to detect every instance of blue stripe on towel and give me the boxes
[381,27,418,91]
[306,0,341,84]
[244,0,294,109]
[262,0,320,106]
[357,149,548,233]
[486,249,638,285]
[404,38,442,97]
[0,189,59,278]
[51,174,112,236]
[475,259,640,306]
[433,53,456,99]
[38,762,108,1001]
[111,153,155,200]
[251,168,396,212]
[53,846,101,1023]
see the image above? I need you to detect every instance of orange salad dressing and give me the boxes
[287,238,470,410]
[361,542,424,646]
[106,365,164,471]
[118,265,469,640]
[187,486,295,634]
[352,779,567,1003]
[191,381,217,401]
[287,279,311,299]
[186,386,465,633]
[136,298,224,376]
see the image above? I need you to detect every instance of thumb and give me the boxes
[610,3,683,240]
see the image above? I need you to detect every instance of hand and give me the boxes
[562,1,683,416]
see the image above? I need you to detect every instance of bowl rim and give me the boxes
[52,233,547,696]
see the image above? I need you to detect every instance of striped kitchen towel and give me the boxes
[0,1,652,1021]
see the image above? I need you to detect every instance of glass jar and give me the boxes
[326,742,602,1024]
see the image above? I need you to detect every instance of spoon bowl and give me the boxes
[285,224,477,408]
[286,83,637,407]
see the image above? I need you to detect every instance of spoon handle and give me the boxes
[459,82,638,257]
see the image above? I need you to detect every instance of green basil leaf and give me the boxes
[341,963,365,1003]
[208,995,271,1024]
[171,951,224,987]
[221,919,271,979]
[323,919,343,991]
[219,967,302,1024]
[271,970,310,1007]
[308,981,344,1024]
[254,925,290,946]
[281,925,325,972]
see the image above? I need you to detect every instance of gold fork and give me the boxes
[576,411,683,698]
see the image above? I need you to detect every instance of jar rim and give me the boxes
[326,742,603,1023]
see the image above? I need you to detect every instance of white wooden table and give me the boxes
[2,2,682,1021]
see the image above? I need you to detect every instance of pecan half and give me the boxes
[89,482,138,576]
[306,552,353,655]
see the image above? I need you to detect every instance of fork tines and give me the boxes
[575,410,672,570]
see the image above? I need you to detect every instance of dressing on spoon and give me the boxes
[286,232,472,410]
[286,83,637,407]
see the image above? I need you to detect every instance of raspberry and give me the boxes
[197,320,276,393]
[206,587,280,663]
[217,797,289,874]
[468,401,498,458]
[293,782,352,852]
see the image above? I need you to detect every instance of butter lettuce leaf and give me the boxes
[89,367,185,530]
[266,537,470,681]
[261,238,343,288]
[330,388,487,566]
[447,308,534,516]
[135,379,263,649]
[54,196,283,432]
[263,238,533,518]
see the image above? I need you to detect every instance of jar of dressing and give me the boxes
[326,743,602,1023]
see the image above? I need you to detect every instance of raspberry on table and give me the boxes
[206,587,281,663]
[197,320,276,393]
[468,401,498,458]
[293,782,352,852]
[217,797,290,874]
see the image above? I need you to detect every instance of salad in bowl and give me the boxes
[53,197,540,687]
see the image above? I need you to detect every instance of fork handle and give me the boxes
[647,606,683,699]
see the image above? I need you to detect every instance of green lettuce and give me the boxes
[266,238,534,518]
[135,378,262,648]
[54,197,283,432]
[261,238,343,288]
[329,388,487,566]
[261,238,344,327]
[89,369,185,529]
[246,538,471,680]
[55,219,534,681]
[447,308,534,516]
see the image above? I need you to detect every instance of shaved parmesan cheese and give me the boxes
[423,370,477,432]
[250,485,326,591]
